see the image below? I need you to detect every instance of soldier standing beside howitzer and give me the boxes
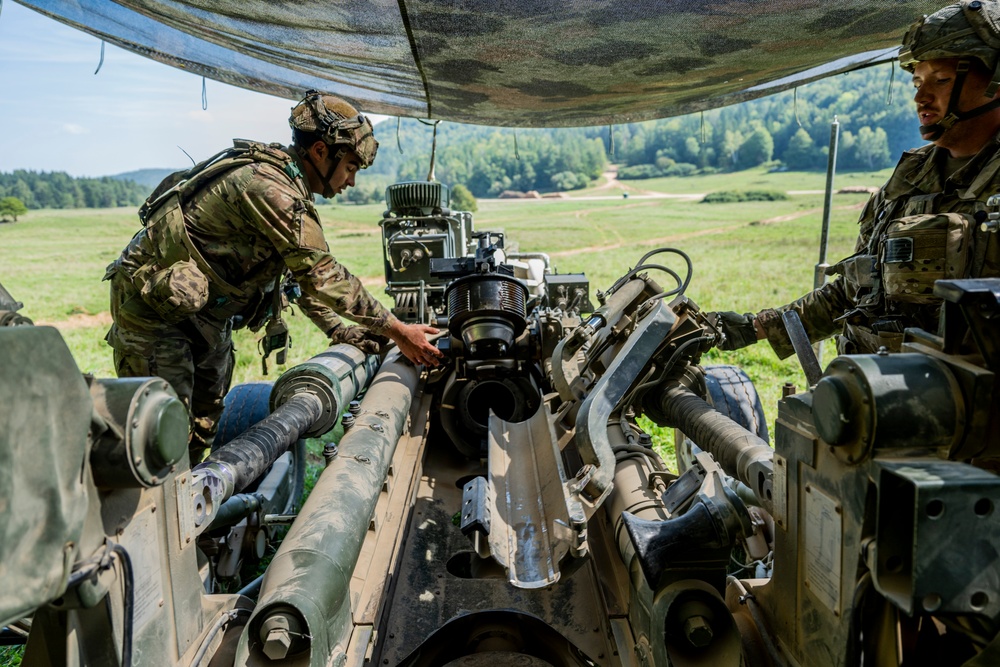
[104,91,443,461]
[712,0,1000,359]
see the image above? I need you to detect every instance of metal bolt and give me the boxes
[341,413,356,430]
[370,423,384,433]
[356,455,371,464]
[349,400,362,416]
[323,443,339,464]
[261,615,296,661]
[263,627,293,660]
[684,615,714,648]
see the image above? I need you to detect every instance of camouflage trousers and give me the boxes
[106,272,234,462]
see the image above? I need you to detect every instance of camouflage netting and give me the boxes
[17,0,945,127]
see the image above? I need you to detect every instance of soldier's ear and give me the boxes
[308,140,328,161]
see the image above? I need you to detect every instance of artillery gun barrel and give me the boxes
[237,350,420,664]
[660,384,774,512]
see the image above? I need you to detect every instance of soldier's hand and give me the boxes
[385,320,445,367]
[708,311,760,351]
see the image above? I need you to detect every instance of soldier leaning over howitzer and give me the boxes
[712,0,1000,358]
[104,92,443,460]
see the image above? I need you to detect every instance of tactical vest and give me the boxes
[134,140,307,325]
[830,210,979,352]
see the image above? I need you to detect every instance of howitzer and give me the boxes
[2,180,999,666]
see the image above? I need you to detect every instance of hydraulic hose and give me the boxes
[196,393,322,499]
[660,384,774,512]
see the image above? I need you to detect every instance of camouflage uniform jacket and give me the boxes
[106,140,393,347]
[758,132,1000,358]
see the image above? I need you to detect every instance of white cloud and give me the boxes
[62,123,89,135]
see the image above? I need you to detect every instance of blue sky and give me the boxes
[0,2,386,177]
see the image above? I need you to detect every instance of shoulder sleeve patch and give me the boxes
[284,161,303,181]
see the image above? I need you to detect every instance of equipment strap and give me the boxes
[140,140,310,300]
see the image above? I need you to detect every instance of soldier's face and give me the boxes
[305,142,361,198]
[326,150,361,196]
[912,58,998,142]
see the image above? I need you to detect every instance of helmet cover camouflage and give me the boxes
[900,0,1000,77]
[289,91,379,168]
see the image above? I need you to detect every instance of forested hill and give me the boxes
[2,65,924,208]
[368,64,923,197]
[0,171,149,210]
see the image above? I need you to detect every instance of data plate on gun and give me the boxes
[174,471,196,546]
[804,483,842,615]
[773,454,788,529]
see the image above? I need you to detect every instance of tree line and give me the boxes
[612,65,920,179]
[366,121,608,198]
[0,171,149,210]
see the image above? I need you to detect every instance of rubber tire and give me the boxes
[703,364,769,442]
[676,364,769,473]
[214,382,306,514]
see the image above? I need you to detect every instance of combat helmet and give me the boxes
[899,0,1000,140]
[289,91,379,168]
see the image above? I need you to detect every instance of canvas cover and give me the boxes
[0,327,92,627]
[16,0,943,126]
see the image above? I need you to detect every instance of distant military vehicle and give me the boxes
[2,179,997,666]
